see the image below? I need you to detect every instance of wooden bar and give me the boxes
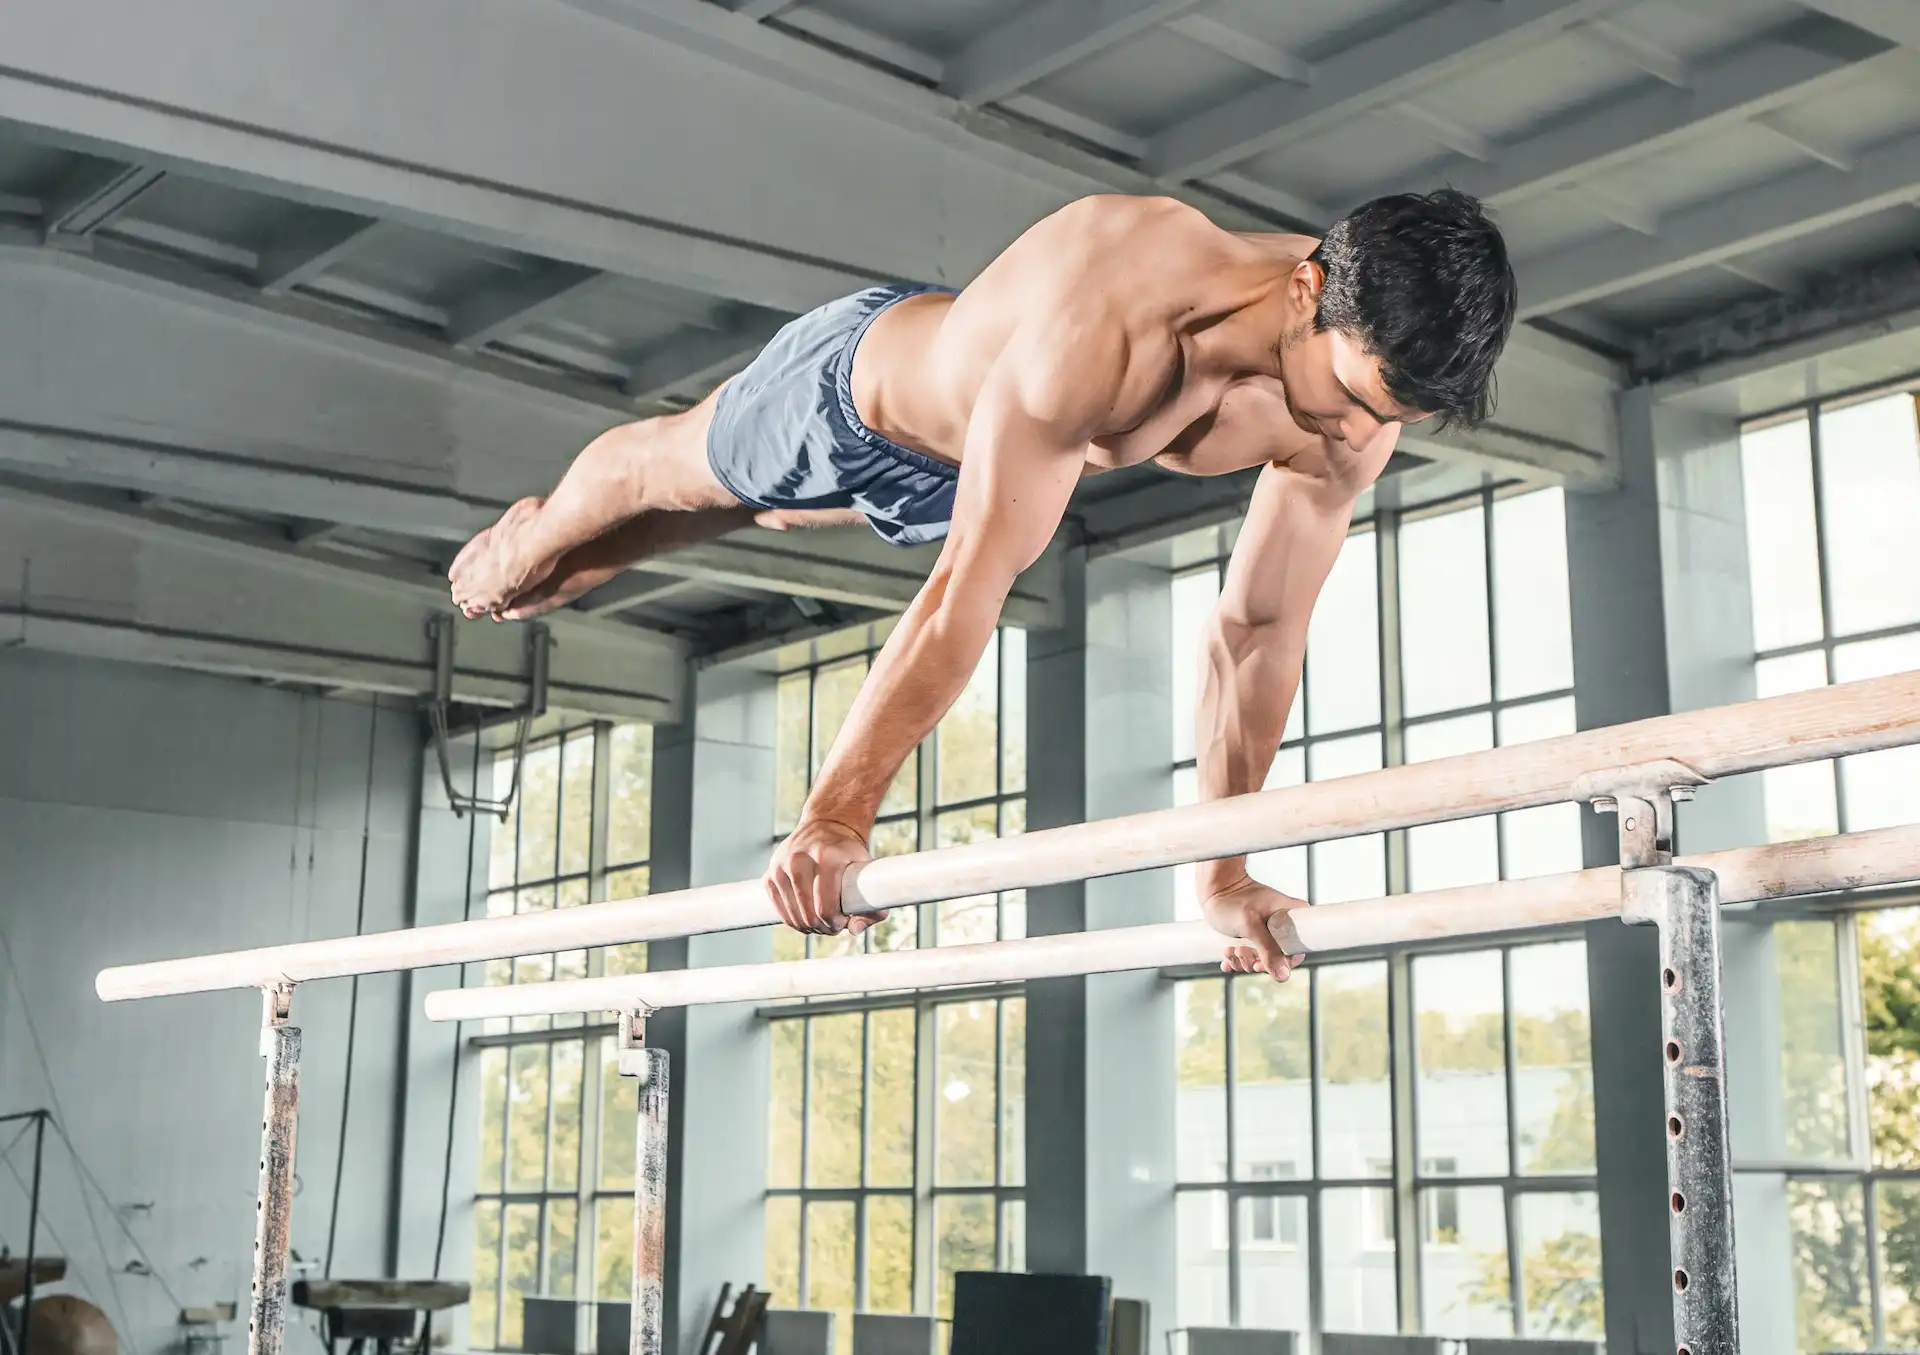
[97,669,1920,1003]
[420,823,1920,1022]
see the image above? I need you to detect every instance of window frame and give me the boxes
[1169,485,1597,1342]
[468,723,653,1352]
[764,624,1030,1323]
[1722,385,1920,1348]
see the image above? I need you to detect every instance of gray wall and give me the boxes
[1083,555,1177,1348]
[0,649,424,1355]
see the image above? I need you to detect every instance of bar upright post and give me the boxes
[249,984,302,1355]
[1628,866,1741,1354]
[1587,760,1739,1355]
[619,1010,670,1355]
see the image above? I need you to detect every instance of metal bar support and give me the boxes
[249,984,301,1355]
[1626,866,1741,1355]
[618,1010,670,1355]
[1587,760,1738,1355]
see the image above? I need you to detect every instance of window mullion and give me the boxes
[1389,952,1420,1333]
[1502,948,1524,1335]
[912,997,938,1313]
[1224,977,1240,1325]
[587,724,614,986]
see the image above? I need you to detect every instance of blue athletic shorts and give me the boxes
[706,283,959,547]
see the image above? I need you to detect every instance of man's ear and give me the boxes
[1290,258,1324,311]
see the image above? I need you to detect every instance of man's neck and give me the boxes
[1194,281,1299,382]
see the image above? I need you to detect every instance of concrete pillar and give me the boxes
[1083,555,1178,1349]
[1025,547,1090,1273]
[1576,390,1791,1354]
[1654,396,1795,1353]
[1570,387,1678,1355]
[662,662,779,1354]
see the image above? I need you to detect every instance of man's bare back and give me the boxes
[447,188,1517,977]
[853,196,1381,494]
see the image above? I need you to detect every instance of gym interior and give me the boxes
[2,3,1920,1355]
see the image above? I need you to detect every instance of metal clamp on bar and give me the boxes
[616,1011,669,1355]
[1574,757,1708,878]
[425,617,550,820]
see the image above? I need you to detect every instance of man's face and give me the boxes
[1278,322,1430,449]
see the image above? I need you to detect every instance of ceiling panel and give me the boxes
[1022,29,1268,138]
[1415,29,1646,145]
[1582,120,1810,216]
[1202,0,1452,61]
[1583,261,1770,330]
[324,223,535,311]
[1230,116,1442,213]
[0,140,83,201]
[799,0,1028,61]
[112,175,309,256]
[1732,209,1920,286]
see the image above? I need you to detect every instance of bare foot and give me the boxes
[449,498,560,618]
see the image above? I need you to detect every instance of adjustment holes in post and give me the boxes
[1674,1268,1690,1292]
[1668,1114,1685,1139]
[1666,1040,1683,1064]
[1663,967,1680,993]
[1671,1190,1686,1215]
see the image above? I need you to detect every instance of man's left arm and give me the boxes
[1193,459,1357,977]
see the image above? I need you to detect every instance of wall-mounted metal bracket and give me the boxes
[424,616,549,820]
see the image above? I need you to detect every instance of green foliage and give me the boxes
[1462,1231,1603,1339]
[1179,981,1227,1087]
[1418,1011,1505,1074]
[1775,921,1851,1161]
[1790,1180,1872,1349]
[1864,912,1920,1337]
[1526,1074,1596,1175]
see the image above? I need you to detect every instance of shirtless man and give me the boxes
[449,190,1517,980]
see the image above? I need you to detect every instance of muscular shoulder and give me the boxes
[1008,195,1228,293]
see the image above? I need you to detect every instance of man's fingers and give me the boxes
[764,869,801,931]
[810,858,848,934]
[1246,907,1289,978]
[788,855,821,928]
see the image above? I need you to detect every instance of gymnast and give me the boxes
[448,190,1518,980]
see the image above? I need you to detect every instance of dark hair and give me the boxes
[1309,189,1516,429]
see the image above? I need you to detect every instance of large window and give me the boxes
[1737,388,1920,1351]
[1171,488,1601,1342]
[765,625,1028,1347]
[1739,390,1920,845]
[470,725,654,1350]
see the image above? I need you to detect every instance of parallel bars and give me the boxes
[92,670,1920,1355]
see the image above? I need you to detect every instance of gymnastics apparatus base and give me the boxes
[94,669,1920,1355]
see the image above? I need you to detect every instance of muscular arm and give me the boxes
[766,308,1140,933]
[1194,460,1355,903]
[808,319,1125,829]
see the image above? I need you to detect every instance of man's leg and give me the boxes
[451,390,746,619]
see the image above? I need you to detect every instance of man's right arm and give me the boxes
[764,307,1142,935]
